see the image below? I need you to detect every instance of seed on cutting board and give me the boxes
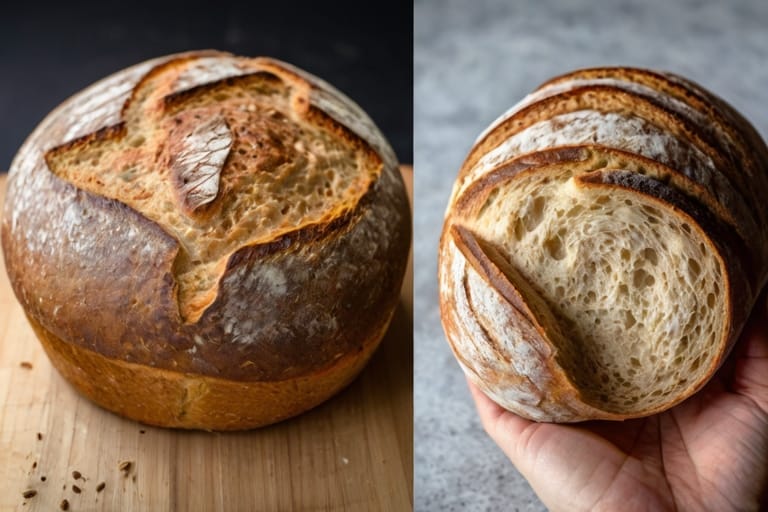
[60,499,69,511]
[118,460,132,474]
[21,489,37,499]
[32,461,37,469]
[20,361,33,369]
[40,476,46,482]
[96,482,105,492]
[72,471,81,480]
[36,432,42,440]
[72,484,81,494]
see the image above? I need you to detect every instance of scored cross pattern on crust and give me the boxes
[44,56,379,323]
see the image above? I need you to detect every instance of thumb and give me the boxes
[730,296,768,414]
[466,379,652,512]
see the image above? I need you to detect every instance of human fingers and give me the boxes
[730,293,768,414]
[465,378,651,512]
[466,377,533,452]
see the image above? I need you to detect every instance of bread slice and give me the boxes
[440,68,764,421]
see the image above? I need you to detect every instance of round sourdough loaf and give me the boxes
[1,50,410,430]
[439,67,768,422]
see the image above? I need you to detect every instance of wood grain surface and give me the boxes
[0,167,413,512]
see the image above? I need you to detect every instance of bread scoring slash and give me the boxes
[439,67,768,422]
[1,51,410,430]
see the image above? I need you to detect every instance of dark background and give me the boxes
[0,0,413,171]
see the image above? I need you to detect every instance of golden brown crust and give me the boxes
[1,51,411,429]
[439,225,625,421]
[120,50,232,119]
[528,67,768,262]
[463,85,741,195]
[538,67,768,186]
[538,67,766,178]
[28,311,389,430]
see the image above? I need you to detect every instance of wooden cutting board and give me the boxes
[0,167,413,512]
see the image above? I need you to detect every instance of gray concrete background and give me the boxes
[413,0,768,510]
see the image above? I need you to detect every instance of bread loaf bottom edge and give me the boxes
[27,312,391,431]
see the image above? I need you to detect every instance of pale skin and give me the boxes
[468,298,768,512]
